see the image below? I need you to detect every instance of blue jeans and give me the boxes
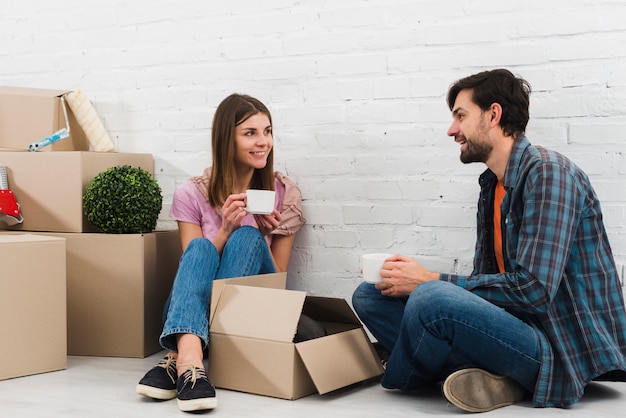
[160,226,276,351]
[352,280,541,392]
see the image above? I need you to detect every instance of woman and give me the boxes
[136,94,305,412]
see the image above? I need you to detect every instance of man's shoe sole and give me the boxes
[135,384,177,400]
[177,397,218,412]
[442,368,524,413]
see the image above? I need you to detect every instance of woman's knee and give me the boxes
[233,225,263,240]
[224,226,264,251]
[186,237,212,251]
[181,237,219,265]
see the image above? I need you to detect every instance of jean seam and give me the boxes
[426,315,541,365]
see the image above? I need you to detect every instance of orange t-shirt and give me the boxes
[494,180,506,273]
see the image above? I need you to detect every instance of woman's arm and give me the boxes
[270,233,297,272]
[177,221,204,252]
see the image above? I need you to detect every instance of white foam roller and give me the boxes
[64,88,115,152]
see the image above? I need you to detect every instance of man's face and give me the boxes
[447,89,493,164]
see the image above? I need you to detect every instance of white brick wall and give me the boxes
[1,0,625,298]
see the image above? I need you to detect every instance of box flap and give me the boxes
[302,296,361,325]
[210,272,286,324]
[295,328,385,394]
[211,284,305,343]
[0,86,70,98]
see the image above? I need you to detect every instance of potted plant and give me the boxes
[83,165,162,233]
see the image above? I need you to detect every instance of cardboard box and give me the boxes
[60,230,181,358]
[0,86,89,152]
[0,230,181,358]
[0,151,154,232]
[208,275,384,399]
[0,234,66,380]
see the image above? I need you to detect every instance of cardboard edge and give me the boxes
[0,85,71,98]
[295,328,385,395]
[209,272,287,324]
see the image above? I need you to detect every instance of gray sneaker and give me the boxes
[442,368,525,412]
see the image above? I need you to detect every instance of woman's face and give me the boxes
[234,112,273,171]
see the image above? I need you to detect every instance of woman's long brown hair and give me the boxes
[207,94,275,208]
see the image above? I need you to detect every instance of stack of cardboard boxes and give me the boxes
[0,86,384,399]
[0,86,182,381]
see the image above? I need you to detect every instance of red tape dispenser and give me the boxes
[0,164,23,226]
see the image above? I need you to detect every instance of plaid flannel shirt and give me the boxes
[440,136,626,407]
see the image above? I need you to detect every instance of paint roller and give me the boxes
[28,89,115,152]
[0,164,23,226]
[28,96,71,151]
[64,88,115,152]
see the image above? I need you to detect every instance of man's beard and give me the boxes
[459,120,492,164]
[460,136,492,164]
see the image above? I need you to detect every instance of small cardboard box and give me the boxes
[0,230,181,358]
[0,86,89,152]
[208,277,384,400]
[0,234,66,380]
[0,151,154,232]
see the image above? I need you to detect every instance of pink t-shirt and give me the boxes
[169,171,304,244]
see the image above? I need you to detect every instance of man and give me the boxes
[352,68,626,412]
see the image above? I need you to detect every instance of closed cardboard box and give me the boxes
[0,234,66,380]
[1,230,181,358]
[0,86,89,152]
[208,275,384,399]
[59,230,180,358]
[0,151,153,232]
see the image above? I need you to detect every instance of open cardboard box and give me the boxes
[0,86,89,152]
[207,273,384,400]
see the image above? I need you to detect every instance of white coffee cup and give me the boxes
[361,253,393,284]
[245,189,276,215]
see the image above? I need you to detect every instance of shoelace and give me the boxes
[157,354,177,384]
[180,365,207,390]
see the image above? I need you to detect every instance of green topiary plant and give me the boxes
[83,165,163,234]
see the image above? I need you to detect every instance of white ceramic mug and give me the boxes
[361,253,393,284]
[245,189,276,215]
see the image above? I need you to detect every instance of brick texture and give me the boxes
[1,0,624,299]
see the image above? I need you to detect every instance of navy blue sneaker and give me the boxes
[176,366,217,411]
[136,353,177,400]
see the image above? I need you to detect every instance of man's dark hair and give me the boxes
[447,69,531,138]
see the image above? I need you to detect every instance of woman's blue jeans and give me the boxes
[160,226,276,351]
[352,280,541,392]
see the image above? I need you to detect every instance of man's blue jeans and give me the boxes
[160,226,276,351]
[352,280,541,392]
